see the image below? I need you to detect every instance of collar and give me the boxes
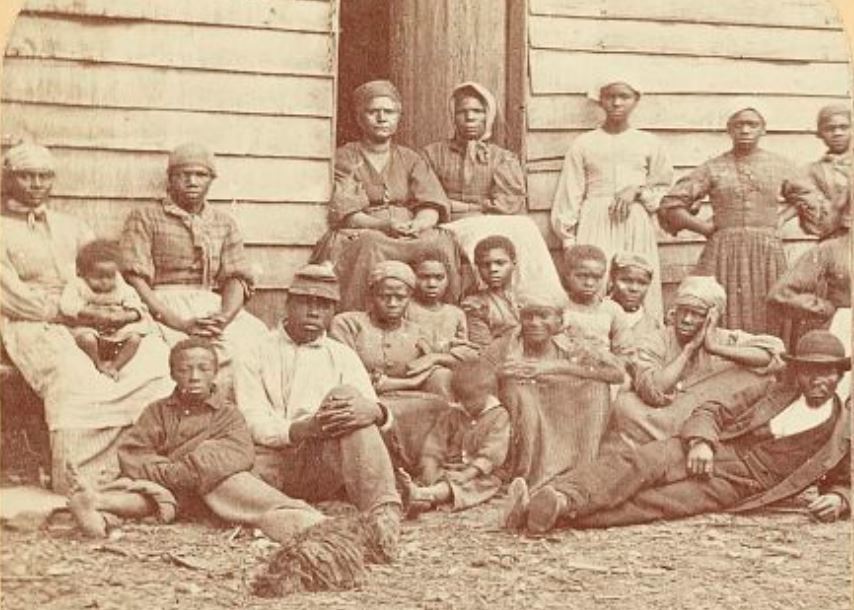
[3,198,48,229]
[162,196,211,219]
[452,394,502,419]
[822,150,852,165]
[168,387,225,411]
[278,322,329,349]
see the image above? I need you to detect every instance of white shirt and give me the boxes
[234,326,382,447]
[768,394,835,439]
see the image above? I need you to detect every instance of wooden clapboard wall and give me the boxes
[522,0,852,305]
[1,0,338,325]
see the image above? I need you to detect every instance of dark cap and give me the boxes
[288,263,340,302]
[783,330,850,370]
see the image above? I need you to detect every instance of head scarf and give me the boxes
[674,276,727,314]
[610,251,654,278]
[168,142,217,177]
[450,81,497,168]
[724,102,767,127]
[368,260,415,291]
[352,80,402,113]
[817,103,851,129]
[3,142,54,173]
[518,291,565,313]
[288,263,340,302]
[586,73,641,102]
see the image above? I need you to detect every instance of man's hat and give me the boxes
[287,263,340,302]
[782,330,850,370]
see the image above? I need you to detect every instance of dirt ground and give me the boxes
[1,493,850,610]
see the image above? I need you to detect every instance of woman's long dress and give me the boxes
[1,209,174,492]
[120,199,270,379]
[660,149,798,334]
[482,330,622,489]
[312,143,461,311]
[329,311,449,470]
[551,128,673,320]
[423,139,566,305]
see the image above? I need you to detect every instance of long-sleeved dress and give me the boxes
[120,198,269,378]
[329,311,450,470]
[420,400,510,510]
[1,206,174,492]
[551,128,673,320]
[607,325,786,447]
[423,139,566,306]
[659,149,799,334]
[481,329,624,488]
[311,143,461,311]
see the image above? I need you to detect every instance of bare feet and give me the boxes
[396,468,432,519]
[66,463,108,537]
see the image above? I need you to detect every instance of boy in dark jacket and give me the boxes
[68,338,312,541]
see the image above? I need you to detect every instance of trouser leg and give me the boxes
[203,471,325,542]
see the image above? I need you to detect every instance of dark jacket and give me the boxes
[680,378,850,512]
[118,389,254,495]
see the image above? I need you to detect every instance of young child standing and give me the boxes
[67,338,325,544]
[401,359,510,515]
[461,235,521,346]
[406,251,477,364]
[59,239,150,379]
[562,245,629,352]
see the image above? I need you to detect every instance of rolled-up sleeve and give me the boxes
[215,216,255,296]
[120,208,156,283]
[658,163,712,236]
[409,155,451,222]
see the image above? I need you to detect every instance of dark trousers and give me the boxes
[550,438,765,528]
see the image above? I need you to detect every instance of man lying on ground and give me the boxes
[503,330,850,534]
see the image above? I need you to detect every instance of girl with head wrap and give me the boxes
[1,142,174,493]
[550,76,673,321]
[422,82,566,306]
[658,105,802,335]
[605,252,663,360]
[605,275,786,448]
[310,80,462,312]
[329,261,451,471]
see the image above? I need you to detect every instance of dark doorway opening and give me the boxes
[336,0,391,146]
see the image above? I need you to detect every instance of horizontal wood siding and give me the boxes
[2,0,338,325]
[524,0,851,307]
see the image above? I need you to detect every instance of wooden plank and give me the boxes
[529,0,842,29]
[527,94,851,132]
[505,0,528,156]
[1,103,332,159]
[245,245,313,290]
[20,0,332,33]
[526,130,826,166]
[45,199,329,246]
[7,15,333,77]
[529,50,851,96]
[389,0,507,149]
[245,288,288,329]
[39,148,331,202]
[529,15,849,62]
[1,58,334,116]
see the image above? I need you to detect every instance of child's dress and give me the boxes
[59,275,152,343]
[420,397,510,510]
[563,297,629,353]
[461,288,520,347]
[551,128,672,320]
[405,301,476,361]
